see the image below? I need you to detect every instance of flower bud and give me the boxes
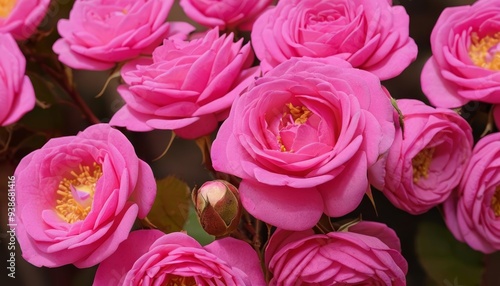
[192,180,242,237]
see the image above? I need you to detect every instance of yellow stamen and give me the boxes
[165,276,197,286]
[0,0,16,18]
[412,148,435,183]
[55,163,103,223]
[277,135,287,152]
[491,187,500,217]
[469,32,500,70]
[287,103,312,124]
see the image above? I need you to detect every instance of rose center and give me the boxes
[55,163,103,223]
[0,0,16,18]
[165,276,197,286]
[490,186,500,217]
[277,103,313,152]
[469,32,500,70]
[412,147,435,183]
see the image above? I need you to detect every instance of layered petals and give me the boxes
[211,57,395,230]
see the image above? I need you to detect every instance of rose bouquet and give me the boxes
[1,0,499,285]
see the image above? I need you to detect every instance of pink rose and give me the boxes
[251,0,417,80]
[0,0,50,40]
[110,28,258,139]
[211,57,395,230]
[265,221,408,285]
[444,132,500,253]
[371,99,473,215]
[421,0,500,108]
[0,33,35,126]
[14,124,156,267]
[53,0,194,71]
[494,105,500,130]
[93,229,265,285]
[180,0,272,31]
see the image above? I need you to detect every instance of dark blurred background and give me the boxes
[3,0,499,285]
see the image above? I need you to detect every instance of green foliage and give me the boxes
[184,205,215,246]
[416,221,484,286]
[146,176,191,234]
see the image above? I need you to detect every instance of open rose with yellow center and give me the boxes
[444,132,500,253]
[14,124,156,267]
[421,0,500,108]
[0,0,50,39]
[211,57,395,230]
[370,99,474,215]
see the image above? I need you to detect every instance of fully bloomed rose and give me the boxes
[93,230,265,285]
[0,33,35,126]
[110,28,258,139]
[14,124,156,267]
[180,0,272,31]
[53,0,194,71]
[0,0,50,40]
[251,0,417,80]
[371,99,473,215]
[265,221,408,285]
[421,0,500,108]
[444,132,500,253]
[211,57,395,230]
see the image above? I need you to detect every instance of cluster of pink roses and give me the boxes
[6,0,500,284]
[419,0,500,254]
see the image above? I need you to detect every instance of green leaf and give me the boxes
[416,221,484,286]
[146,176,191,234]
[184,205,215,246]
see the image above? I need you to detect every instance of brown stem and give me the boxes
[23,46,100,125]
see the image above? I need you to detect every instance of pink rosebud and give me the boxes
[265,221,408,285]
[110,28,258,139]
[180,0,273,31]
[53,0,195,71]
[251,0,417,80]
[0,0,50,40]
[444,132,500,253]
[14,124,156,267]
[0,33,35,126]
[211,57,395,230]
[421,0,500,108]
[93,229,266,285]
[371,99,473,214]
[193,180,242,237]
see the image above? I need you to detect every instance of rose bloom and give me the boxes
[421,0,500,108]
[211,57,395,230]
[53,0,194,71]
[370,99,473,215]
[251,0,417,80]
[0,0,50,40]
[0,33,35,126]
[180,0,272,31]
[265,221,408,285]
[444,132,500,253]
[14,124,156,267]
[110,28,258,139]
[93,229,265,285]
